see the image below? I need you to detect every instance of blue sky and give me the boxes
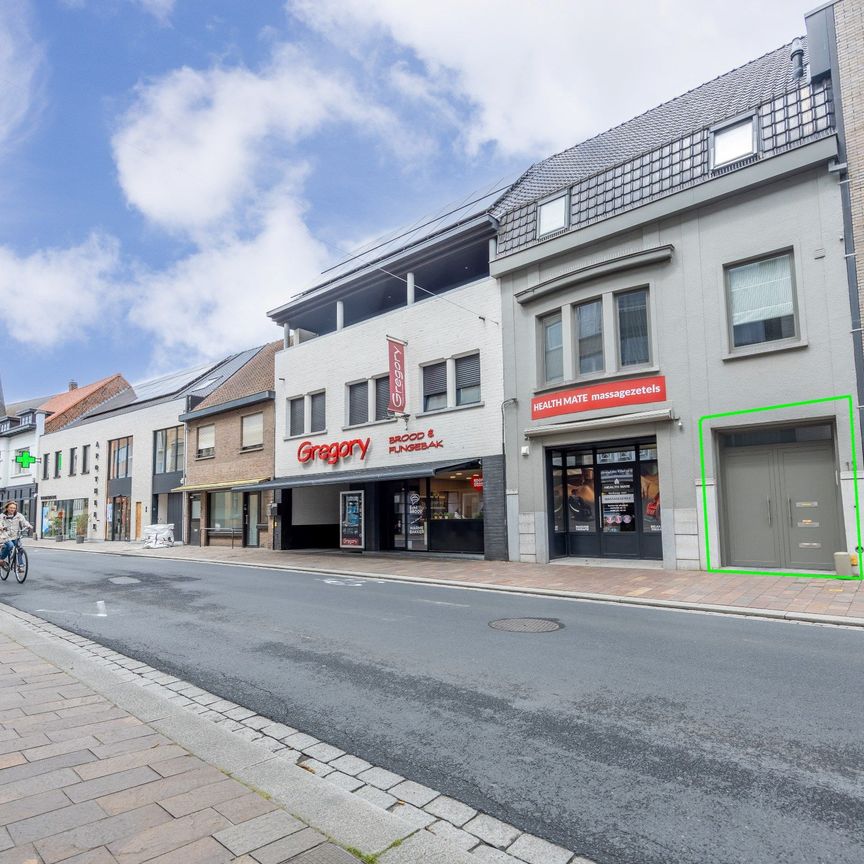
[1,0,816,403]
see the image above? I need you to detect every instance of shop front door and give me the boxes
[189,495,201,546]
[111,496,129,541]
[244,492,261,548]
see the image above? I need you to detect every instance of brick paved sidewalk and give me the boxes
[0,633,366,864]
[28,539,864,623]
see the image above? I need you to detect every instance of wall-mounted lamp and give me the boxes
[521,444,530,457]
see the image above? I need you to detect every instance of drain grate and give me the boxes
[489,617,562,633]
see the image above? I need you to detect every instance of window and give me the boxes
[375,376,390,421]
[208,491,242,533]
[541,312,564,384]
[288,397,304,436]
[13,449,28,476]
[196,425,215,459]
[538,195,568,236]
[423,363,447,412]
[108,437,132,479]
[154,426,184,474]
[455,354,481,406]
[712,117,756,168]
[69,447,77,476]
[42,454,49,481]
[726,252,796,348]
[576,299,604,375]
[310,392,326,433]
[81,445,90,475]
[54,451,62,478]
[348,381,369,425]
[241,413,264,450]
[617,289,650,366]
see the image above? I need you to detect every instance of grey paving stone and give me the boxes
[388,801,436,829]
[233,727,263,743]
[325,771,364,792]
[507,832,574,864]
[225,707,256,721]
[356,766,403,790]
[302,742,344,763]
[470,845,516,863]
[424,794,476,827]
[427,819,480,851]
[242,716,273,731]
[378,830,477,864]
[283,732,319,750]
[213,810,304,855]
[354,785,397,811]
[288,844,360,863]
[389,779,439,807]
[250,827,325,863]
[208,699,239,713]
[328,754,371,777]
[297,758,335,778]
[260,723,297,740]
[464,814,521,849]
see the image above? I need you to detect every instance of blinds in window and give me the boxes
[375,377,390,421]
[423,362,447,397]
[289,398,304,436]
[455,354,480,388]
[198,425,215,449]
[310,392,325,432]
[348,382,368,425]
[728,254,793,325]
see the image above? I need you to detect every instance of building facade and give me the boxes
[493,35,860,572]
[178,342,279,549]
[259,211,509,560]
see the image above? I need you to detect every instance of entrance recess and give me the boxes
[720,424,842,570]
[548,439,662,560]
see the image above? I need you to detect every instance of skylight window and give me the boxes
[537,195,568,237]
[191,376,220,392]
[712,118,756,168]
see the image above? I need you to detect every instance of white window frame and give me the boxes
[196,424,215,459]
[241,412,264,451]
[710,115,757,169]
[537,193,570,238]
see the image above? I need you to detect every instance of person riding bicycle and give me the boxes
[0,502,32,570]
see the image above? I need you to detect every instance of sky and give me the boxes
[0,0,818,403]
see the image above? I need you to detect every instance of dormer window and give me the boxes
[711,117,757,169]
[537,194,569,237]
[0,421,8,432]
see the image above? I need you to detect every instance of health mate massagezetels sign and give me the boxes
[531,375,667,420]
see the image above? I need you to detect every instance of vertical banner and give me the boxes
[339,490,365,550]
[387,337,406,413]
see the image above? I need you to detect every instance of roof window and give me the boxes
[537,194,569,237]
[711,117,756,169]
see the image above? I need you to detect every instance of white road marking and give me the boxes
[96,601,107,617]
[318,578,365,587]
[412,598,471,608]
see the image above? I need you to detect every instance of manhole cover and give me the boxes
[109,576,141,585]
[489,617,562,633]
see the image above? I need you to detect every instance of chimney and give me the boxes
[68,380,78,391]
[790,37,805,80]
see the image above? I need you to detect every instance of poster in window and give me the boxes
[640,460,661,532]
[339,491,365,549]
[600,467,636,532]
[567,467,595,532]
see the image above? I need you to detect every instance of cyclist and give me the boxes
[0,501,32,572]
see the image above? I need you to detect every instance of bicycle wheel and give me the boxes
[0,557,8,581]
[15,548,27,584]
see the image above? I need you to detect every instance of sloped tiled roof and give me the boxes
[194,342,280,412]
[38,374,127,417]
[6,396,52,416]
[492,39,809,216]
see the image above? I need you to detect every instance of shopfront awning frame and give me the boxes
[231,459,482,492]
[171,478,271,493]
[524,408,675,438]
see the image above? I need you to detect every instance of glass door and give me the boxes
[244,492,261,548]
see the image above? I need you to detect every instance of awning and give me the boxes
[171,478,271,493]
[524,408,675,438]
[232,459,482,492]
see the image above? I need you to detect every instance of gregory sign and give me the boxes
[531,375,667,420]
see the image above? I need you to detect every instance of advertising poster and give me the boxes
[340,490,365,550]
[600,467,636,532]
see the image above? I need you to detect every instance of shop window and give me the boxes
[241,412,264,450]
[154,426,184,473]
[81,444,90,474]
[711,116,756,168]
[537,194,569,237]
[54,451,62,478]
[310,391,326,432]
[40,497,88,540]
[725,252,797,349]
[108,436,133,478]
[423,363,447,412]
[576,299,604,375]
[455,353,481,406]
[541,312,564,384]
[196,425,215,459]
[374,376,390,421]
[288,397,304,436]
[617,289,650,366]
[208,491,242,533]
[566,451,596,534]
[69,447,77,476]
[348,381,369,425]
[42,454,49,480]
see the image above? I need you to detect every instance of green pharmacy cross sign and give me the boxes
[15,450,37,470]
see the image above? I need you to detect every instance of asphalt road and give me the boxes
[2,548,863,864]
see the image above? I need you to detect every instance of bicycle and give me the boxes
[0,533,29,584]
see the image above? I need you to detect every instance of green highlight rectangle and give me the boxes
[697,394,863,580]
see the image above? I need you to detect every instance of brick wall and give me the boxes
[834,0,864,320]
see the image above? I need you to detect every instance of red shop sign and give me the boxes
[471,475,484,490]
[298,437,370,465]
[531,375,667,420]
[387,338,406,413]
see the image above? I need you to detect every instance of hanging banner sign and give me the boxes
[531,375,667,420]
[339,490,365,549]
[387,337,406,413]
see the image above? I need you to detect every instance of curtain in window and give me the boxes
[728,254,794,325]
[576,301,603,374]
[617,290,649,366]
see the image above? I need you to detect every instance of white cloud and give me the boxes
[0,234,122,347]
[289,0,817,157]
[134,0,176,24]
[0,0,44,153]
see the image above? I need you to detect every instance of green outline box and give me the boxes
[698,395,863,580]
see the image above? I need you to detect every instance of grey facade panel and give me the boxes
[152,471,183,495]
[107,477,132,498]
[481,454,507,561]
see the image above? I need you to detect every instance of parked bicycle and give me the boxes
[0,532,28,584]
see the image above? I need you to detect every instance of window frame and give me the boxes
[42,454,49,481]
[310,390,326,433]
[196,424,215,460]
[347,380,370,426]
[615,287,652,369]
[710,114,757,170]
[536,192,570,238]
[374,376,391,422]
[69,447,77,477]
[108,436,132,479]
[54,450,62,479]
[422,362,448,413]
[241,412,264,451]
[540,311,564,385]
[81,444,90,475]
[574,298,605,377]
[454,352,481,406]
[13,448,28,476]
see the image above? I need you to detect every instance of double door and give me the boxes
[721,440,842,570]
